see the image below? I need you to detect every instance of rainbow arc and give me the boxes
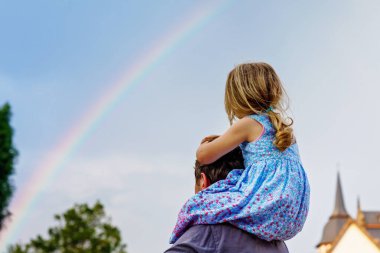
[0,1,232,250]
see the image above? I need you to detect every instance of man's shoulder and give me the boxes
[165,224,289,253]
[211,224,289,253]
[164,225,216,253]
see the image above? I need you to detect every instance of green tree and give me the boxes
[8,201,127,253]
[0,103,18,230]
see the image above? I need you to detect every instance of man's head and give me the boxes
[194,146,244,193]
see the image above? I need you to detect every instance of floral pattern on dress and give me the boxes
[169,114,310,244]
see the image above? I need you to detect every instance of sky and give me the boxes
[1,0,380,252]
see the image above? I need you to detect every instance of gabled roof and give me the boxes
[317,173,380,250]
[327,220,380,253]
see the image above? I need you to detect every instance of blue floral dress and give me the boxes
[169,114,310,243]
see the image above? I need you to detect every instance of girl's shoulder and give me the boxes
[236,114,274,144]
[237,116,266,143]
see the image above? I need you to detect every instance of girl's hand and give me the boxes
[196,117,262,165]
[201,135,220,144]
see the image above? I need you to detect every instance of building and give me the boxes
[316,173,380,253]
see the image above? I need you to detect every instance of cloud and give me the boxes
[16,152,195,253]
[49,153,193,198]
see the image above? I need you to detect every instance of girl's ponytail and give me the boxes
[267,110,294,151]
[224,62,295,151]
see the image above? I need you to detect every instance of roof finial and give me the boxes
[357,196,366,226]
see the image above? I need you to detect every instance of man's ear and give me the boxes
[200,172,211,190]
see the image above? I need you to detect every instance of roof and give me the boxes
[363,211,380,241]
[367,229,380,242]
[327,220,380,253]
[364,211,380,225]
[317,173,350,247]
[318,217,351,246]
[331,172,348,217]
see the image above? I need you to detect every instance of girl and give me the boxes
[170,62,310,243]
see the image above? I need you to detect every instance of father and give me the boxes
[165,146,289,253]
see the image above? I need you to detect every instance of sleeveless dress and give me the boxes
[169,114,310,243]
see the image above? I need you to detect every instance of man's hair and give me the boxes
[194,146,244,185]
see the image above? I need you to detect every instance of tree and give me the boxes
[0,103,18,230]
[8,201,127,253]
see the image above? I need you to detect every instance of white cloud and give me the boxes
[12,152,195,253]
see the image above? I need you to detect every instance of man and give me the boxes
[165,146,289,253]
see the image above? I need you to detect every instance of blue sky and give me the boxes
[1,0,380,252]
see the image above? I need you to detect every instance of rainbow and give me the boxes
[0,1,232,250]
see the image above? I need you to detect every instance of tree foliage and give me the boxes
[0,103,18,230]
[8,201,127,253]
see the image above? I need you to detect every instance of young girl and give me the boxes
[170,62,310,243]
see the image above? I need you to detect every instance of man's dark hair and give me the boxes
[194,147,244,185]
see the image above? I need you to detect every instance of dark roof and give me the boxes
[318,217,351,246]
[363,211,380,241]
[363,211,380,225]
[317,173,350,247]
[331,172,348,218]
[367,228,380,241]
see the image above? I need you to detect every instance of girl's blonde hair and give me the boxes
[225,62,294,151]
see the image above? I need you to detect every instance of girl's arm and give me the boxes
[196,117,263,165]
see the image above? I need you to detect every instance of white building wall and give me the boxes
[332,225,380,253]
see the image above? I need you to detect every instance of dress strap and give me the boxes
[246,114,273,134]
